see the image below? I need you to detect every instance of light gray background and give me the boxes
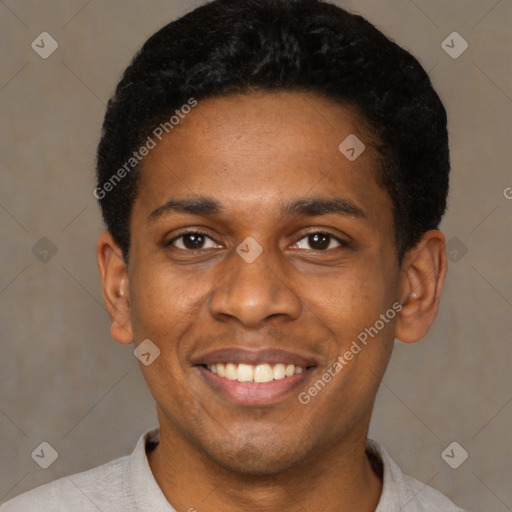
[1,0,511,510]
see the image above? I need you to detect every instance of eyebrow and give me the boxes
[282,198,365,219]
[147,196,366,222]
[148,197,221,220]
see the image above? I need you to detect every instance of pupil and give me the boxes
[309,233,329,250]
[184,234,204,249]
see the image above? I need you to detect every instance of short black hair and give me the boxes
[96,0,449,263]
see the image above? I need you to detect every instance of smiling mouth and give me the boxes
[201,362,313,383]
[196,361,317,405]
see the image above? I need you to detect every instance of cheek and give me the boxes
[303,264,390,338]
[128,263,212,340]
[302,265,396,408]
[128,267,210,394]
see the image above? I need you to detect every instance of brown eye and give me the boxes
[293,232,344,251]
[168,232,220,251]
[182,233,206,249]
[308,233,330,250]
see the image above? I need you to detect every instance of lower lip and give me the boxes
[196,365,315,406]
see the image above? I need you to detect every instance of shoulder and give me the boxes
[400,473,466,511]
[0,455,131,512]
[367,439,467,512]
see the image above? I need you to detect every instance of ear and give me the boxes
[395,230,447,343]
[96,231,133,344]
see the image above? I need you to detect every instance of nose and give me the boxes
[208,245,302,328]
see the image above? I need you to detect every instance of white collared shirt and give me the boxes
[1,427,466,511]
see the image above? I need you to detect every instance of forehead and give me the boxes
[134,91,391,226]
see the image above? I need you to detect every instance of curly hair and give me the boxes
[96,0,449,263]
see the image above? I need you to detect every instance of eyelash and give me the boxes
[166,229,216,250]
[166,229,350,252]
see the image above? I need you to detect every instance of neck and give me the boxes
[147,410,382,512]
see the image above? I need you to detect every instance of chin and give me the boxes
[202,435,309,476]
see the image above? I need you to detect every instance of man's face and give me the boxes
[126,92,402,474]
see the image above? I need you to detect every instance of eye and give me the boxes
[292,232,345,251]
[168,231,221,251]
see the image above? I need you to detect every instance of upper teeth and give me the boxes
[207,363,304,383]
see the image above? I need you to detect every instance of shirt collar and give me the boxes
[129,427,177,511]
[130,428,416,511]
[367,438,423,511]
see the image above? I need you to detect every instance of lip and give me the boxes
[190,347,318,367]
[191,347,318,406]
[196,365,316,406]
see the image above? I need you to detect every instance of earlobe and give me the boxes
[395,230,447,344]
[96,231,133,344]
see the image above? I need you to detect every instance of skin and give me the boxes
[97,91,447,512]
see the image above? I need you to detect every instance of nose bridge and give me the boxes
[209,239,301,327]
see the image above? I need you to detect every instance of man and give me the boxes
[1,0,466,510]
